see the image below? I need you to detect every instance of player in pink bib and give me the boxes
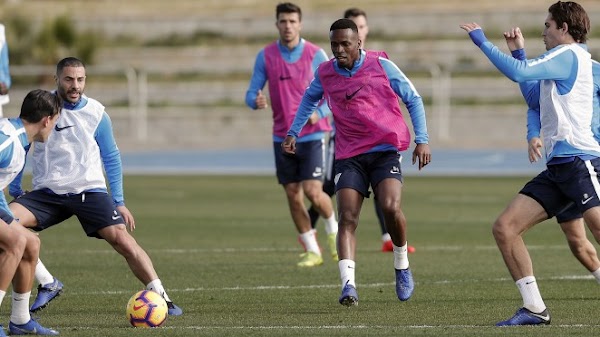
[284,18,431,306]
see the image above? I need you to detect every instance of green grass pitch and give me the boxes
[6,175,600,336]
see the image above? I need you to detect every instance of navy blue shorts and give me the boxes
[334,151,403,197]
[555,202,580,223]
[12,190,125,238]
[520,157,600,220]
[274,139,325,185]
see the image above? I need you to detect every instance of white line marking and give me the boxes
[65,274,594,296]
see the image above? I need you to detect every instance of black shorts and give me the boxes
[12,190,125,238]
[520,157,600,220]
[334,151,403,197]
[274,139,325,185]
[555,202,580,223]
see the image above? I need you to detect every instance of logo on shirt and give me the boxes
[345,86,364,100]
[54,125,74,132]
[279,75,292,81]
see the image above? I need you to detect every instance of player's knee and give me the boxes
[492,217,515,242]
[379,200,400,216]
[338,211,359,229]
[25,231,40,254]
[111,232,139,257]
[8,233,27,258]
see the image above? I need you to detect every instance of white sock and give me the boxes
[299,231,321,255]
[339,259,356,287]
[35,259,55,286]
[0,289,5,307]
[592,268,600,284]
[146,279,171,302]
[10,291,31,325]
[382,233,392,242]
[324,214,338,235]
[393,243,409,270]
[516,276,546,313]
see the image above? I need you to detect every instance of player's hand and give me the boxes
[255,90,268,109]
[412,143,431,170]
[504,27,525,51]
[459,22,481,33]
[117,205,136,231]
[0,82,8,95]
[281,136,296,154]
[460,22,487,47]
[528,137,543,163]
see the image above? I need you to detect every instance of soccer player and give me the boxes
[8,57,183,316]
[461,0,600,326]
[245,2,338,267]
[306,7,415,253]
[0,89,61,336]
[505,25,600,283]
[283,18,431,306]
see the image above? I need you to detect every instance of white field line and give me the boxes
[63,274,594,296]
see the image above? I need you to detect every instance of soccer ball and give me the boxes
[126,290,168,328]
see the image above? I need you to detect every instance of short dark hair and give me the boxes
[549,1,590,43]
[330,18,358,34]
[343,8,366,19]
[276,2,302,21]
[56,57,85,76]
[19,89,62,123]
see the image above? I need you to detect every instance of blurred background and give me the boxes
[1,0,599,173]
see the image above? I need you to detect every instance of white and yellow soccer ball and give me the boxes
[126,290,168,328]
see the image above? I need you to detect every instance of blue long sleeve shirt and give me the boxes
[468,29,600,162]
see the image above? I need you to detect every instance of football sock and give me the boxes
[516,276,546,313]
[10,291,31,324]
[382,233,392,242]
[146,279,172,302]
[308,206,319,229]
[0,290,5,307]
[324,213,338,235]
[299,230,321,255]
[393,242,409,270]
[35,259,55,286]
[339,259,356,287]
[592,268,600,283]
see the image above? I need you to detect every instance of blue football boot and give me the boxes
[30,278,63,312]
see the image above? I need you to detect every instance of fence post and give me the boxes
[429,63,451,141]
[136,70,148,141]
